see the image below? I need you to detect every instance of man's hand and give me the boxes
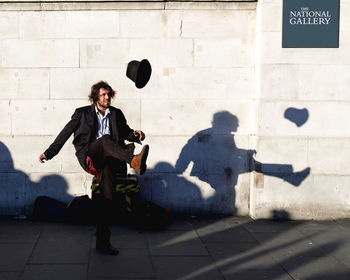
[133,130,145,142]
[39,153,47,163]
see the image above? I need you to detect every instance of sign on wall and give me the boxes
[282,0,340,48]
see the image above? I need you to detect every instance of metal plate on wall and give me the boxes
[282,0,340,48]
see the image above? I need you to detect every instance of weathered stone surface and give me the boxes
[194,38,254,67]
[0,69,49,99]
[181,10,255,38]
[0,100,11,135]
[0,11,18,38]
[168,67,254,100]
[0,39,79,67]
[141,99,254,136]
[129,38,193,67]
[120,10,181,38]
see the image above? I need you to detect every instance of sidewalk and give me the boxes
[0,215,349,280]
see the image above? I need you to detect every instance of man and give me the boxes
[38,81,149,255]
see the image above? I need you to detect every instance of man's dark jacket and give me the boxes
[44,105,137,169]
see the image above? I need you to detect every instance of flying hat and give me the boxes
[126,59,152,89]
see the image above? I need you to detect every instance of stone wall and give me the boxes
[1,0,349,220]
[0,1,256,216]
[251,0,350,219]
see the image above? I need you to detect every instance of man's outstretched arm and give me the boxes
[38,109,80,163]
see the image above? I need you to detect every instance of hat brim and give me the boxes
[135,59,152,89]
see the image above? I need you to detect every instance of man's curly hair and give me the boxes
[88,81,116,104]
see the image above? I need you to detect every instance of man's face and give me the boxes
[96,88,111,108]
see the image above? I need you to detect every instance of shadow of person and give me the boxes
[141,162,205,214]
[175,111,310,213]
[0,141,71,216]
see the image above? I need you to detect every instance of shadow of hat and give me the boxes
[126,59,152,89]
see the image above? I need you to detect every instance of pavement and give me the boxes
[0,215,350,280]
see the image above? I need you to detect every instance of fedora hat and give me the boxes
[126,59,152,89]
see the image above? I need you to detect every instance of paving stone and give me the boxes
[0,219,40,243]
[296,220,345,236]
[196,223,256,243]
[28,226,92,264]
[307,230,350,268]
[220,269,294,280]
[251,231,327,261]
[21,264,87,280]
[243,219,297,233]
[165,215,196,231]
[206,243,282,271]
[152,256,223,280]
[335,219,350,229]
[280,255,350,280]
[0,271,21,280]
[146,230,208,256]
[0,243,34,271]
[88,248,154,278]
[102,232,148,249]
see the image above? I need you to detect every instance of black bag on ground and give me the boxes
[91,175,173,230]
[33,196,67,222]
[65,195,92,224]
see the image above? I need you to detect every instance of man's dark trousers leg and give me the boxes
[87,135,135,250]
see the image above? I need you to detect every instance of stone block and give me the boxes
[166,2,257,10]
[141,99,254,136]
[60,137,84,173]
[260,3,281,32]
[181,10,255,38]
[120,10,181,38]
[40,2,164,11]
[258,101,350,137]
[50,67,168,100]
[144,135,249,174]
[340,3,350,32]
[50,68,123,100]
[235,172,250,215]
[255,137,308,172]
[194,38,254,67]
[0,39,79,68]
[0,12,18,38]
[168,67,254,100]
[260,64,350,101]
[0,3,40,11]
[0,100,11,135]
[253,172,314,219]
[141,135,190,172]
[129,38,193,67]
[19,11,65,38]
[260,64,299,100]
[308,138,350,175]
[113,98,141,129]
[0,69,49,99]
[10,99,88,135]
[298,65,350,101]
[79,39,129,68]
[65,11,119,38]
[260,32,350,65]
[0,173,25,215]
[26,173,88,206]
[313,175,350,211]
[0,136,62,173]
[254,175,350,220]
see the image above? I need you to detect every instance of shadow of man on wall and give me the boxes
[0,141,71,216]
[173,111,310,214]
